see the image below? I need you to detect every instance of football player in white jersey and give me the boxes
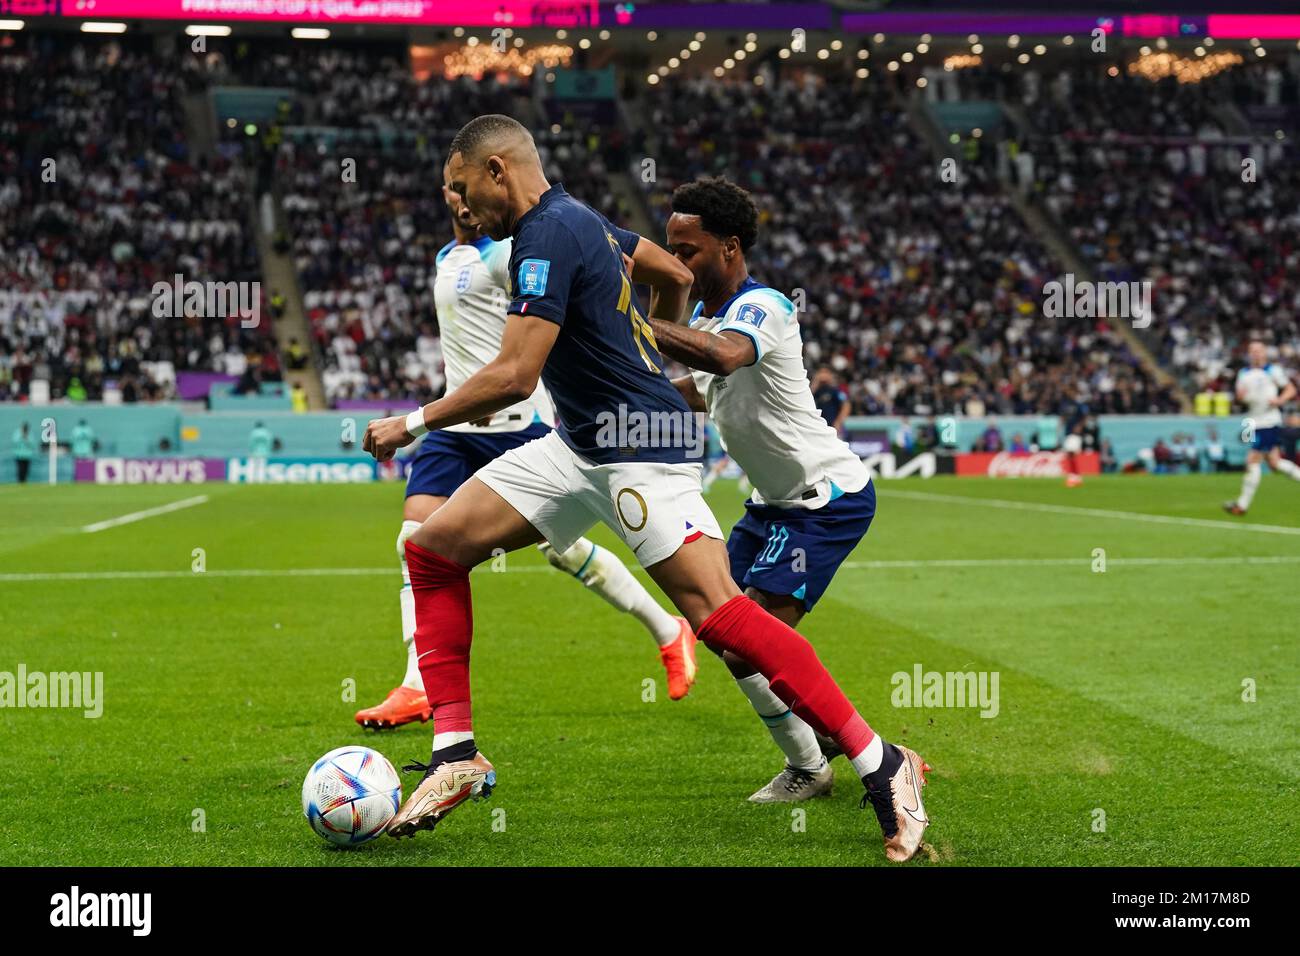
[354,177,698,729]
[1224,339,1299,515]
[649,178,925,818]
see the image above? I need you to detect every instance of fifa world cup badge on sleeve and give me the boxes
[735,303,767,327]
[518,259,550,297]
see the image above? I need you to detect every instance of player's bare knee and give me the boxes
[408,511,485,567]
[403,494,445,525]
[746,587,806,628]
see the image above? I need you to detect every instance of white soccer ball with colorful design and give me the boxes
[302,746,402,846]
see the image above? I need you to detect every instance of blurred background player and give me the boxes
[649,177,927,830]
[1224,340,1300,515]
[1063,423,1085,488]
[811,366,850,437]
[353,176,696,730]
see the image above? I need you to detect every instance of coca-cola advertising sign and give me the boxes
[955,452,1100,478]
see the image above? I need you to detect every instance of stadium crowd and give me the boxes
[5,32,1296,423]
[0,36,274,404]
[641,71,1180,416]
[269,46,632,404]
[965,59,1300,397]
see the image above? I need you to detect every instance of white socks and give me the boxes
[1235,458,1300,511]
[541,538,682,647]
[1236,462,1261,510]
[848,734,884,779]
[431,730,474,751]
[735,672,825,771]
[736,671,887,778]
[397,520,424,691]
[1274,458,1300,481]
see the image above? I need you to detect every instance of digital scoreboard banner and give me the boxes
[12,0,1300,38]
[34,0,601,27]
[16,0,824,28]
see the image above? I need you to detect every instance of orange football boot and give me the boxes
[354,685,432,730]
[659,618,698,700]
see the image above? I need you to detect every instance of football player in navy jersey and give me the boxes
[353,176,700,731]
[362,115,928,862]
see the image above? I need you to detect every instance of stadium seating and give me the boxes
[640,73,1181,415]
[974,60,1300,397]
[3,34,1292,418]
[0,36,275,404]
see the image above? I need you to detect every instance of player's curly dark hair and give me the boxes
[670,177,759,251]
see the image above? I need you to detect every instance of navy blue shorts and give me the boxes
[406,422,552,499]
[1251,426,1282,453]
[726,482,875,612]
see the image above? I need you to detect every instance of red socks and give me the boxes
[405,540,474,733]
[403,548,875,762]
[698,595,876,760]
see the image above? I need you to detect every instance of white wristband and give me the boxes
[405,408,428,437]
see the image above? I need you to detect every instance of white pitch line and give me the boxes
[0,568,390,582]
[884,489,1300,536]
[80,495,210,534]
[5,554,1300,583]
[837,555,1300,570]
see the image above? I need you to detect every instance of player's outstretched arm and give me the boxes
[625,236,693,324]
[363,315,560,461]
[650,319,755,377]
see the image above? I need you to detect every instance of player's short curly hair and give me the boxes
[670,177,759,251]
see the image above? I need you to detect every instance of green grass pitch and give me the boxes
[1,475,1296,866]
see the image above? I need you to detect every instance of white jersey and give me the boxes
[688,279,870,510]
[434,236,554,433]
[1237,363,1290,429]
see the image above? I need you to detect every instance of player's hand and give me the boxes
[363,415,417,461]
[622,252,636,276]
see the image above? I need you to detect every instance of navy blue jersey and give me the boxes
[507,184,696,465]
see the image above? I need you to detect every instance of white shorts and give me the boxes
[475,430,723,567]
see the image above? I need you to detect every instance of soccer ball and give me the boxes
[302,746,402,846]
